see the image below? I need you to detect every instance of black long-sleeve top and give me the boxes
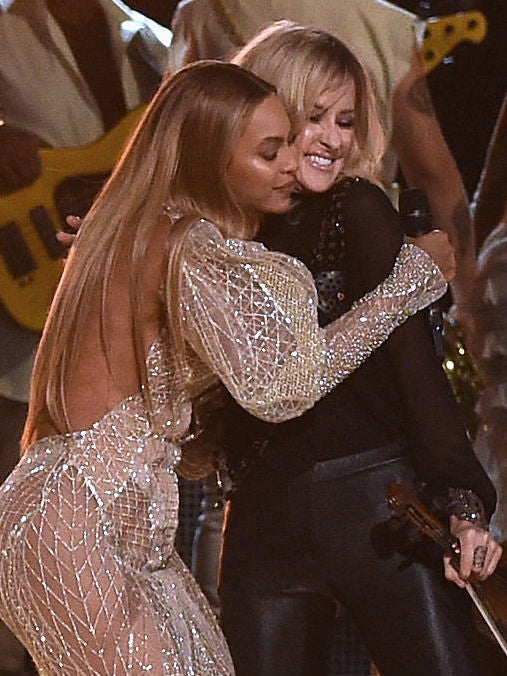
[223,178,496,517]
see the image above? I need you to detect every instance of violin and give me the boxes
[387,482,507,659]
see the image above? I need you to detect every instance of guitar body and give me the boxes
[0,105,146,332]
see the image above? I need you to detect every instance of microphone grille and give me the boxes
[399,188,430,217]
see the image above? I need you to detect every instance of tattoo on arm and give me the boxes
[408,78,436,117]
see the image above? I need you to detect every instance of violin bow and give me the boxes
[387,482,507,658]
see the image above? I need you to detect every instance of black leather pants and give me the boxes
[219,448,484,676]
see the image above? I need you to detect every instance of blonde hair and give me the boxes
[232,20,386,182]
[22,61,276,449]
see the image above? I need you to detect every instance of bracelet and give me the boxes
[446,487,488,529]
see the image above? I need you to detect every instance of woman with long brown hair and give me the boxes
[0,60,450,673]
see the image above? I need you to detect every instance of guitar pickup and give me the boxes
[0,221,37,278]
[29,206,66,259]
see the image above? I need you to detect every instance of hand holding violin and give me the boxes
[445,516,503,588]
[388,483,507,657]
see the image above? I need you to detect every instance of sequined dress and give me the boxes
[0,220,446,675]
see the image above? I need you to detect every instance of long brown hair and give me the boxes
[22,61,277,449]
[232,20,385,182]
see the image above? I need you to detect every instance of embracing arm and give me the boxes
[342,179,500,583]
[392,45,475,321]
[180,220,447,423]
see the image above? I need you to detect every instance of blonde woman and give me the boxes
[0,60,451,674]
[218,22,502,676]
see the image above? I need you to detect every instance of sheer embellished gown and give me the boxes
[0,219,446,674]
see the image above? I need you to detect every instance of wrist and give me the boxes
[446,487,488,529]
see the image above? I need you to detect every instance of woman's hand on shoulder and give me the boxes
[406,230,456,282]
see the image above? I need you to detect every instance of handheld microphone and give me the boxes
[399,188,444,358]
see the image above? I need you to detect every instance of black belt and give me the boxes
[308,443,405,483]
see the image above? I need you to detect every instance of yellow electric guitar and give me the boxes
[422,10,487,73]
[0,105,146,332]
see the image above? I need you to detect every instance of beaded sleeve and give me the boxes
[446,487,488,528]
[180,220,446,423]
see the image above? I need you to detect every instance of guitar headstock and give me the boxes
[422,10,487,73]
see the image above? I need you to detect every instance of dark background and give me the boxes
[392,0,507,198]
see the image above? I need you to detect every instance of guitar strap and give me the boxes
[49,2,127,131]
[127,32,164,103]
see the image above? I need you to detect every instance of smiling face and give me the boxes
[227,93,297,227]
[294,78,356,194]
[232,23,386,196]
